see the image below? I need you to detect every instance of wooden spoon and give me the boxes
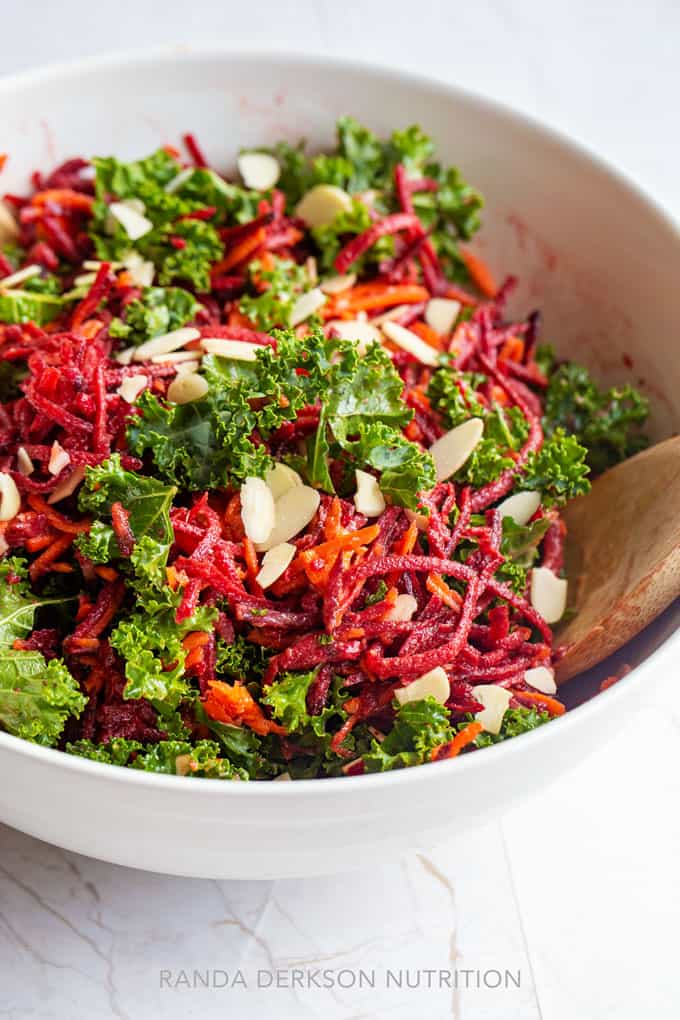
[555,434,680,684]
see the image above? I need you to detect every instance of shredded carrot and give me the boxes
[212,226,265,275]
[94,565,118,582]
[398,519,419,555]
[203,680,287,736]
[242,537,265,596]
[426,573,463,611]
[29,534,74,581]
[299,524,380,567]
[515,690,566,716]
[222,492,245,541]
[226,308,260,332]
[30,189,94,213]
[322,282,429,319]
[0,154,7,172]
[410,320,442,349]
[81,319,104,340]
[460,247,497,299]
[490,384,511,406]
[499,336,525,362]
[182,631,211,652]
[185,648,205,670]
[49,562,74,573]
[323,496,344,541]
[24,533,56,553]
[27,495,90,534]
[431,721,483,761]
[116,270,133,288]
[75,597,94,622]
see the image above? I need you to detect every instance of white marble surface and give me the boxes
[1,3,679,1017]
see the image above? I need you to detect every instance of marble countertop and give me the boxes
[1,2,679,1017]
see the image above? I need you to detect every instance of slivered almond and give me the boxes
[150,350,201,365]
[109,200,153,240]
[47,466,86,504]
[290,287,327,327]
[326,319,382,351]
[122,252,155,287]
[265,463,302,501]
[0,264,42,290]
[255,484,320,552]
[117,374,147,404]
[0,473,21,521]
[237,152,280,191]
[496,490,541,527]
[320,273,357,295]
[166,372,208,404]
[133,327,200,361]
[474,684,512,735]
[115,347,135,365]
[354,469,385,517]
[295,184,352,228]
[240,477,275,545]
[395,667,450,706]
[48,441,71,476]
[165,168,195,194]
[381,320,439,366]
[16,447,34,476]
[429,418,484,481]
[530,567,567,624]
[256,542,296,589]
[386,593,418,622]
[405,508,429,532]
[425,297,461,335]
[524,665,557,695]
[201,338,259,362]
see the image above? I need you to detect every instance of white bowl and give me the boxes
[1,48,678,879]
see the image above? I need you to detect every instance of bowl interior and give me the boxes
[1,49,678,707]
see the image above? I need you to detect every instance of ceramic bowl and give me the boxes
[0,48,678,878]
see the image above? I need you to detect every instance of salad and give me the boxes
[0,120,649,780]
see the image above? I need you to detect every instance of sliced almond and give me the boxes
[73,272,98,288]
[354,469,386,517]
[265,463,303,501]
[0,532,7,557]
[429,418,484,481]
[290,287,327,327]
[326,319,382,351]
[255,484,320,552]
[474,684,513,735]
[109,200,153,240]
[320,273,357,295]
[116,374,147,404]
[48,441,71,476]
[240,477,276,545]
[166,372,209,404]
[524,665,557,695]
[133,326,200,361]
[175,753,192,777]
[405,507,429,532]
[0,473,20,521]
[200,337,259,362]
[425,297,461,336]
[165,168,195,194]
[256,542,296,589]
[395,666,450,707]
[237,152,280,191]
[295,184,352,228]
[47,466,86,504]
[530,566,567,624]
[385,593,418,622]
[16,447,34,476]
[174,360,202,376]
[496,490,541,527]
[150,350,200,365]
[115,347,135,365]
[0,200,20,245]
[0,264,42,291]
[273,771,292,782]
[381,320,439,367]
[122,251,155,287]
[371,304,411,326]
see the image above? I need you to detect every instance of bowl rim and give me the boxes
[0,43,678,797]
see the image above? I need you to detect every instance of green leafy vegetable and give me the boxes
[542,361,649,474]
[239,258,310,330]
[111,286,201,344]
[363,697,453,772]
[461,707,551,747]
[519,429,590,505]
[0,290,66,326]
[78,453,176,548]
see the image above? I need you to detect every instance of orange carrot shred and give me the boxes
[460,247,497,299]
[431,721,483,761]
[426,573,463,611]
[514,690,566,716]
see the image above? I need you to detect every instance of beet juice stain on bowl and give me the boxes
[0,50,678,880]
